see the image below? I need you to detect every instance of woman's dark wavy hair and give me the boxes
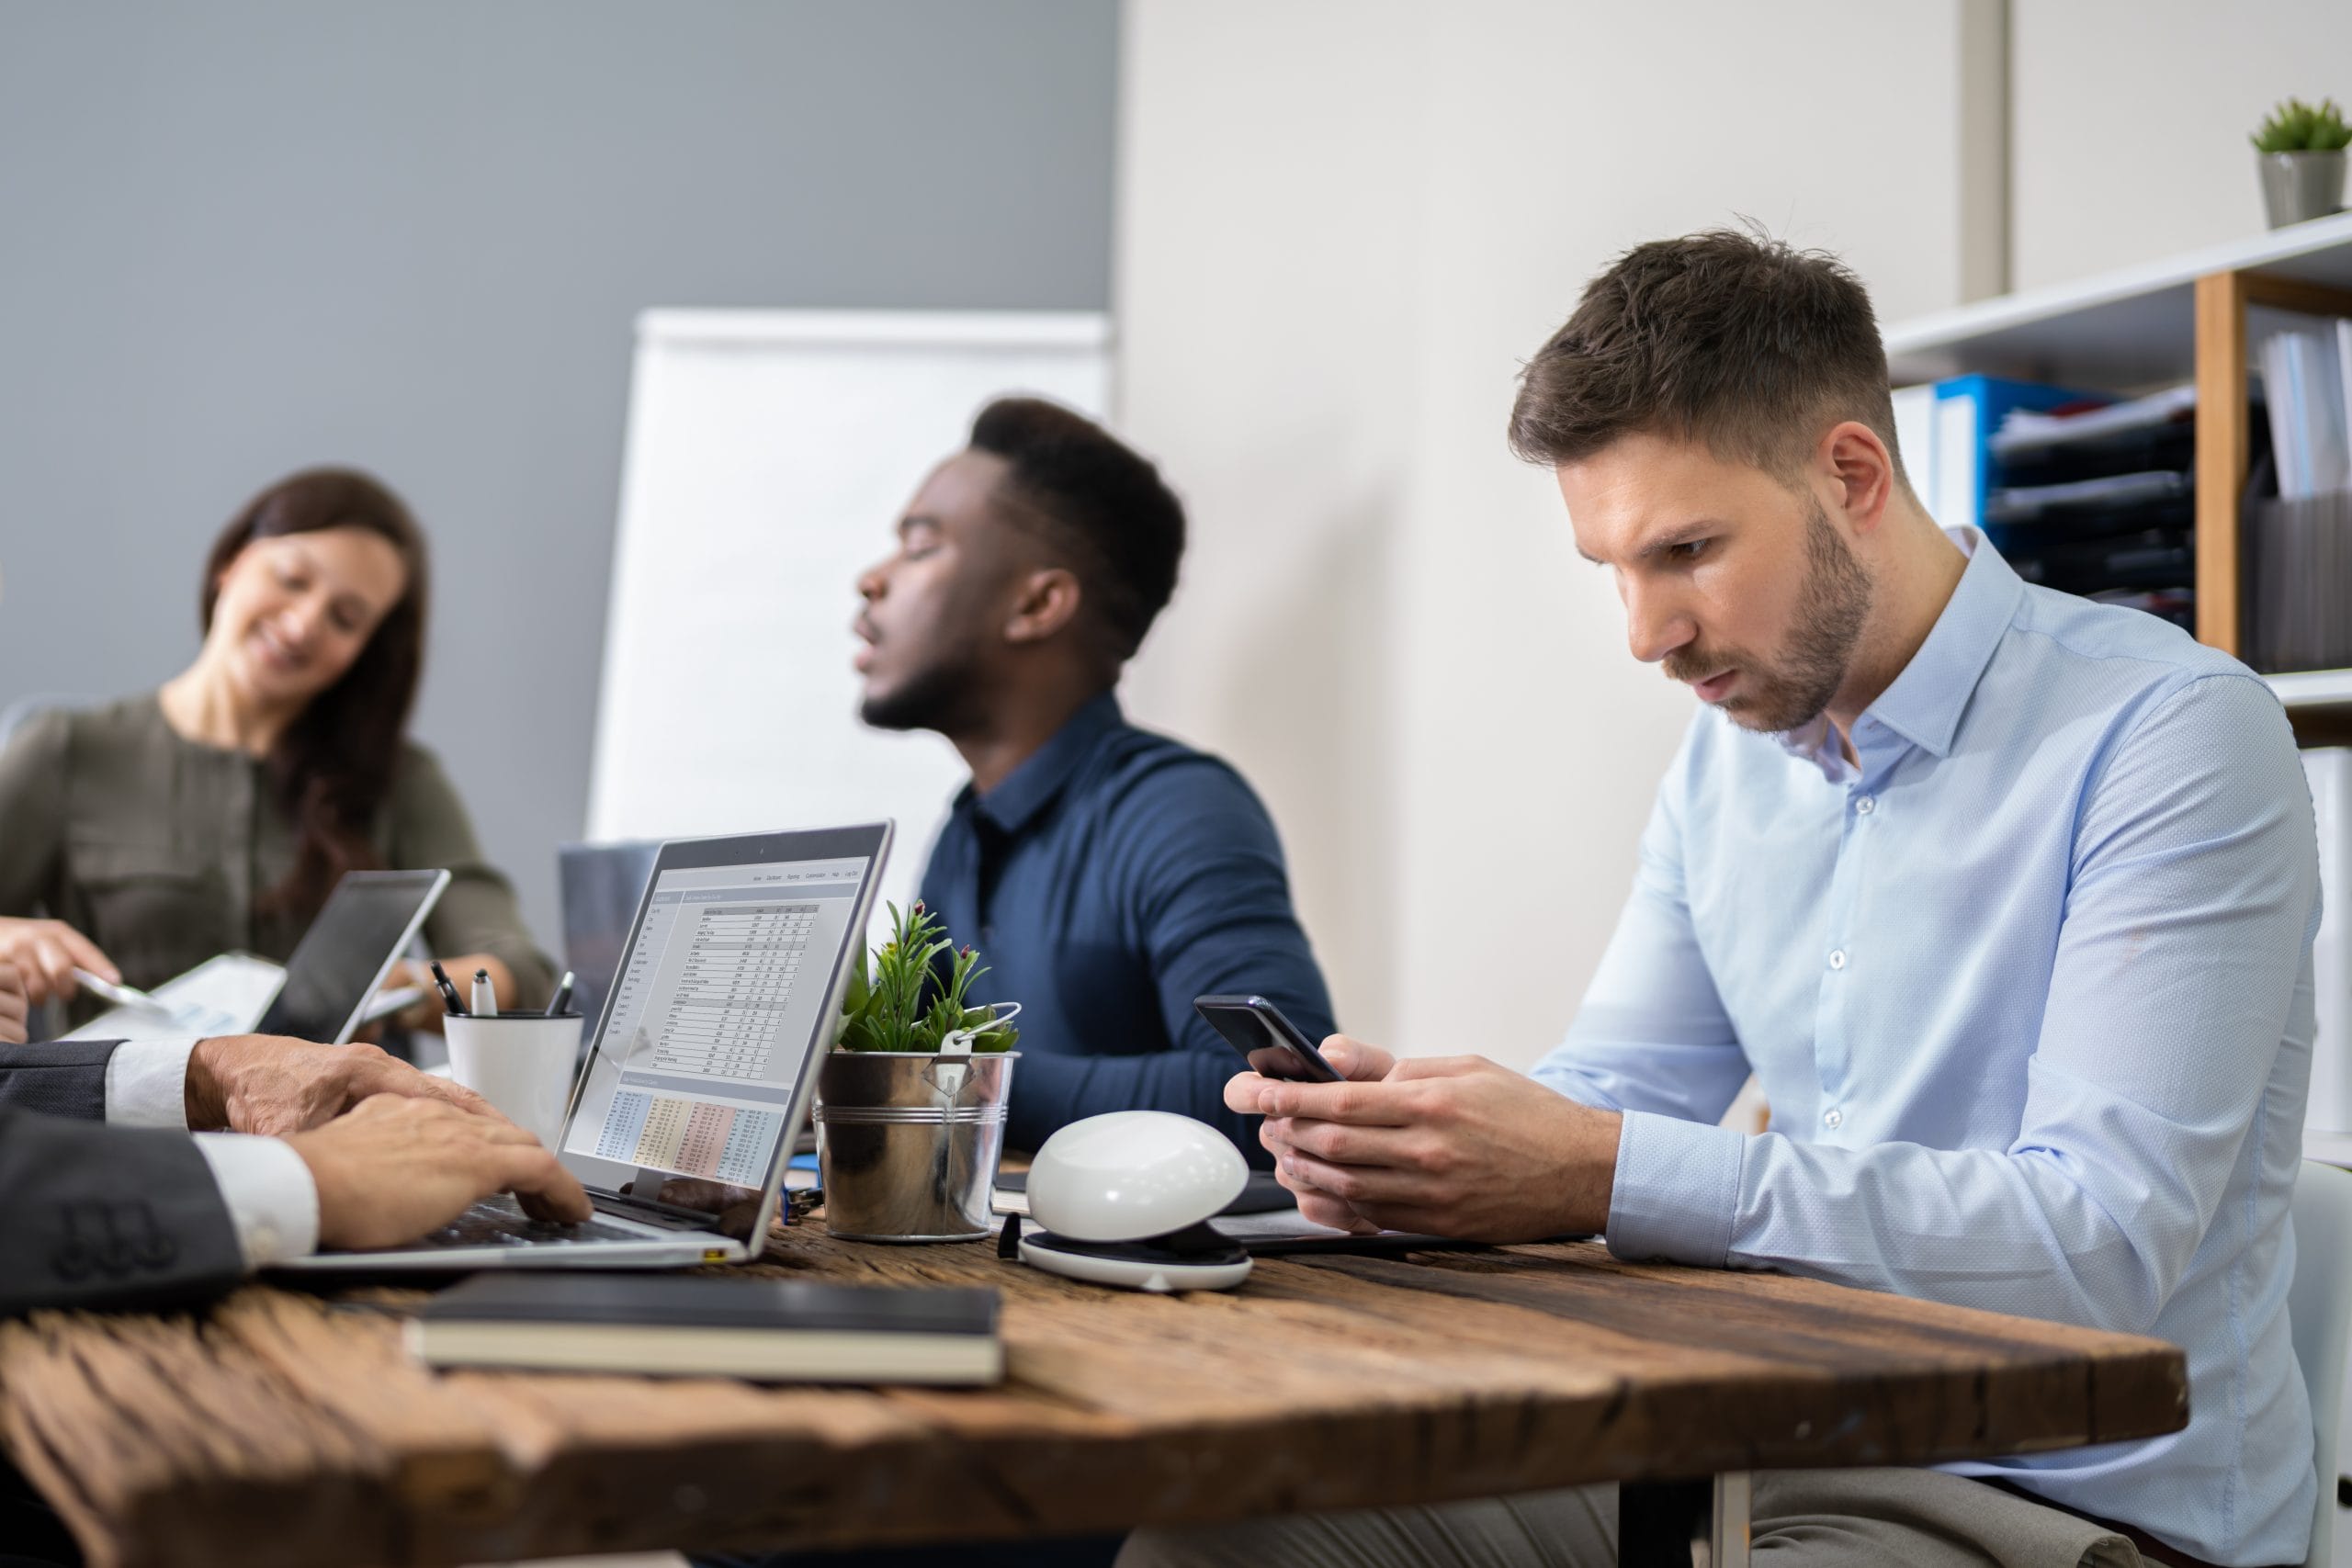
[199,468,428,924]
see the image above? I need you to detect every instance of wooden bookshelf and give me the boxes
[1883,213,2352,737]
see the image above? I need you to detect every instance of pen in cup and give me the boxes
[471,967,497,1019]
[545,970,575,1019]
[428,961,469,1017]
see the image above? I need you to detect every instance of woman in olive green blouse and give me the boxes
[0,468,552,1030]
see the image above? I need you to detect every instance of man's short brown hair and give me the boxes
[1507,228,1905,489]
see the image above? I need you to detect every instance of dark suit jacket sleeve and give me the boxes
[0,1040,124,1121]
[0,1108,245,1314]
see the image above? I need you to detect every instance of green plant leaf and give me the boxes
[835,901,1016,1053]
[2254,95,2352,152]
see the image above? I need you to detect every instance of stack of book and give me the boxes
[1894,375,2202,630]
[1984,384,2200,631]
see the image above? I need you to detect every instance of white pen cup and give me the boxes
[443,1014,582,1147]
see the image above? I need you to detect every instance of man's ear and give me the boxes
[1819,420,1896,536]
[1002,566,1084,646]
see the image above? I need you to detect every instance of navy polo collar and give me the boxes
[968,691,1126,835]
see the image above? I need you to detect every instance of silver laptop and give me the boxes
[277,821,891,1271]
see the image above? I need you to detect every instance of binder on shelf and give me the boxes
[1928,375,2104,533]
[2245,311,2352,671]
[1892,383,1938,503]
[1901,373,2199,631]
[2253,315,2352,499]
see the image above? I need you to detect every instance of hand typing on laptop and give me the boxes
[0,976,596,1306]
[276,822,895,1273]
[183,1032,495,1134]
[287,1095,590,1247]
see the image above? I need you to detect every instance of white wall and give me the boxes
[1116,0,1986,1066]
[2014,0,2352,289]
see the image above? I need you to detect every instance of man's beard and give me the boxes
[858,654,988,736]
[1663,502,1873,734]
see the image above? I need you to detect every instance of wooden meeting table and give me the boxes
[0,1217,2187,1568]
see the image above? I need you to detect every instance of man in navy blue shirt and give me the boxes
[853,397,1335,1164]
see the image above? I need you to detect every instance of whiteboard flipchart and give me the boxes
[585,310,1115,918]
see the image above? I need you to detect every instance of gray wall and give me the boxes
[0,1,1118,959]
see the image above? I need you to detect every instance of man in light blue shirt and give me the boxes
[1127,231,2317,1568]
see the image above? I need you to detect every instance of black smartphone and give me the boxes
[1193,994,1345,1083]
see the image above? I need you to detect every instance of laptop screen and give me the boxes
[560,828,886,1190]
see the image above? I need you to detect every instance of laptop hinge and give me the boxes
[588,1185,723,1232]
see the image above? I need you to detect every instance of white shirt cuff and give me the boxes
[103,1038,198,1128]
[192,1134,321,1267]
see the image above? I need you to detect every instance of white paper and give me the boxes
[64,953,287,1042]
[1989,383,2196,456]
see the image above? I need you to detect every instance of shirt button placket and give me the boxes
[1818,765,1875,1156]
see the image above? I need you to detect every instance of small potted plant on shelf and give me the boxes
[814,901,1020,1242]
[2253,96,2350,230]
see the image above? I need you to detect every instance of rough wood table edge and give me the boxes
[0,1239,2190,1568]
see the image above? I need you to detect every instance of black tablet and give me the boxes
[257,869,449,1044]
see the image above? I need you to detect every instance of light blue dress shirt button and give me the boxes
[1855,795,1875,815]
[1828,948,1847,970]
[1823,1107,1843,1130]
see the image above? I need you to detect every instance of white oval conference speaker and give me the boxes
[1014,1111,1254,1292]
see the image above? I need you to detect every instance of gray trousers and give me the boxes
[1118,1468,2148,1568]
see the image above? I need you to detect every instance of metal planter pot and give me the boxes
[2258,150,2346,229]
[815,1050,1018,1242]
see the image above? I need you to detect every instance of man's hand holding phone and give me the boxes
[1224,1032,1623,1243]
[1222,1035,1390,1233]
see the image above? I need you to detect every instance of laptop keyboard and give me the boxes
[381,1197,663,1251]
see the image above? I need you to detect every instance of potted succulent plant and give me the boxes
[813,902,1020,1241]
[2253,96,2350,229]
